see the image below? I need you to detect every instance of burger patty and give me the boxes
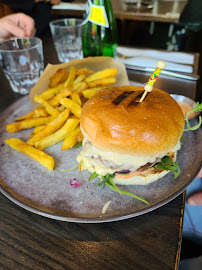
[79,139,158,174]
[96,157,156,172]
[137,162,155,172]
[98,151,174,173]
[137,150,174,172]
[115,151,176,179]
[77,138,179,177]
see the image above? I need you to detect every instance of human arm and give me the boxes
[35,0,60,4]
[187,192,202,205]
[187,169,202,205]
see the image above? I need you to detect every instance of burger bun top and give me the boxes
[80,86,185,156]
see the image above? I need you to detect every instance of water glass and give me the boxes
[0,37,44,95]
[50,18,83,63]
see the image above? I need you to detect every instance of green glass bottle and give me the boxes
[82,0,118,57]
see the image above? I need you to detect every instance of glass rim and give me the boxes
[49,18,83,29]
[0,37,42,53]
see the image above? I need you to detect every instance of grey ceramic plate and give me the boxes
[0,96,201,223]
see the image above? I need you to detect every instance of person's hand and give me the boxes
[49,0,61,4]
[0,13,36,41]
[187,192,202,205]
[187,168,202,205]
[35,0,61,4]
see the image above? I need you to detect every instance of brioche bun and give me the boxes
[113,170,170,185]
[80,86,184,156]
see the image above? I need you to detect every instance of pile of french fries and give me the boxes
[5,66,118,171]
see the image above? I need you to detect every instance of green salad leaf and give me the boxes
[60,161,83,172]
[99,173,115,186]
[184,102,202,131]
[154,156,180,179]
[100,173,150,205]
[89,171,99,180]
[105,182,150,205]
[77,142,82,147]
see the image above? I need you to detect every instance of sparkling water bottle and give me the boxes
[82,0,118,57]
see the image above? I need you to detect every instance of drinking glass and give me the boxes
[50,18,83,63]
[0,37,44,95]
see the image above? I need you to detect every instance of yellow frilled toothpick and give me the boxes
[139,60,166,102]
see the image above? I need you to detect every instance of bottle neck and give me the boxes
[88,0,112,7]
[89,0,103,5]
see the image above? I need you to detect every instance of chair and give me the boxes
[167,0,202,51]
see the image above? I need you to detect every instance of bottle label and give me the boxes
[84,0,109,28]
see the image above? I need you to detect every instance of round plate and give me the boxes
[0,96,201,223]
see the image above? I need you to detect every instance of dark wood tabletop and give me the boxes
[0,190,185,270]
[52,0,188,24]
[0,38,200,270]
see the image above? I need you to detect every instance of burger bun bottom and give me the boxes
[113,170,170,186]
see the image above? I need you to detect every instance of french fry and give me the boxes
[72,81,82,91]
[73,74,86,84]
[29,133,35,140]
[16,106,49,121]
[49,68,68,88]
[56,105,65,112]
[40,83,65,100]
[72,81,88,92]
[87,77,116,88]
[60,98,82,118]
[76,68,93,75]
[60,70,69,83]
[48,88,72,108]
[82,89,100,99]
[35,118,80,150]
[61,126,80,150]
[5,65,119,171]
[32,125,46,134]
[33,106,49,118]
[77,82,88,93]
[64,67,76,88]
[86,86,102,91]
[76,131,84,142]
[71,91,82,106]
[27,109,70,146]
[34,95,60,118]
[6,116,54,133]
[15,111,35,121]
[49,68,91,89]
[5,138,54,170]
[29,125,46,139]
[85,68,118,82]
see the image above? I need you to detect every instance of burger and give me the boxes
[77,86,185,186]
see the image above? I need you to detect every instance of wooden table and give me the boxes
[52,0,188,24]
[0,39,199,270]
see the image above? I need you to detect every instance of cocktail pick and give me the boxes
[14,38,19,48]
[139,60,166,102]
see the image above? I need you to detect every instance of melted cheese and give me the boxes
[77,139,181,176]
